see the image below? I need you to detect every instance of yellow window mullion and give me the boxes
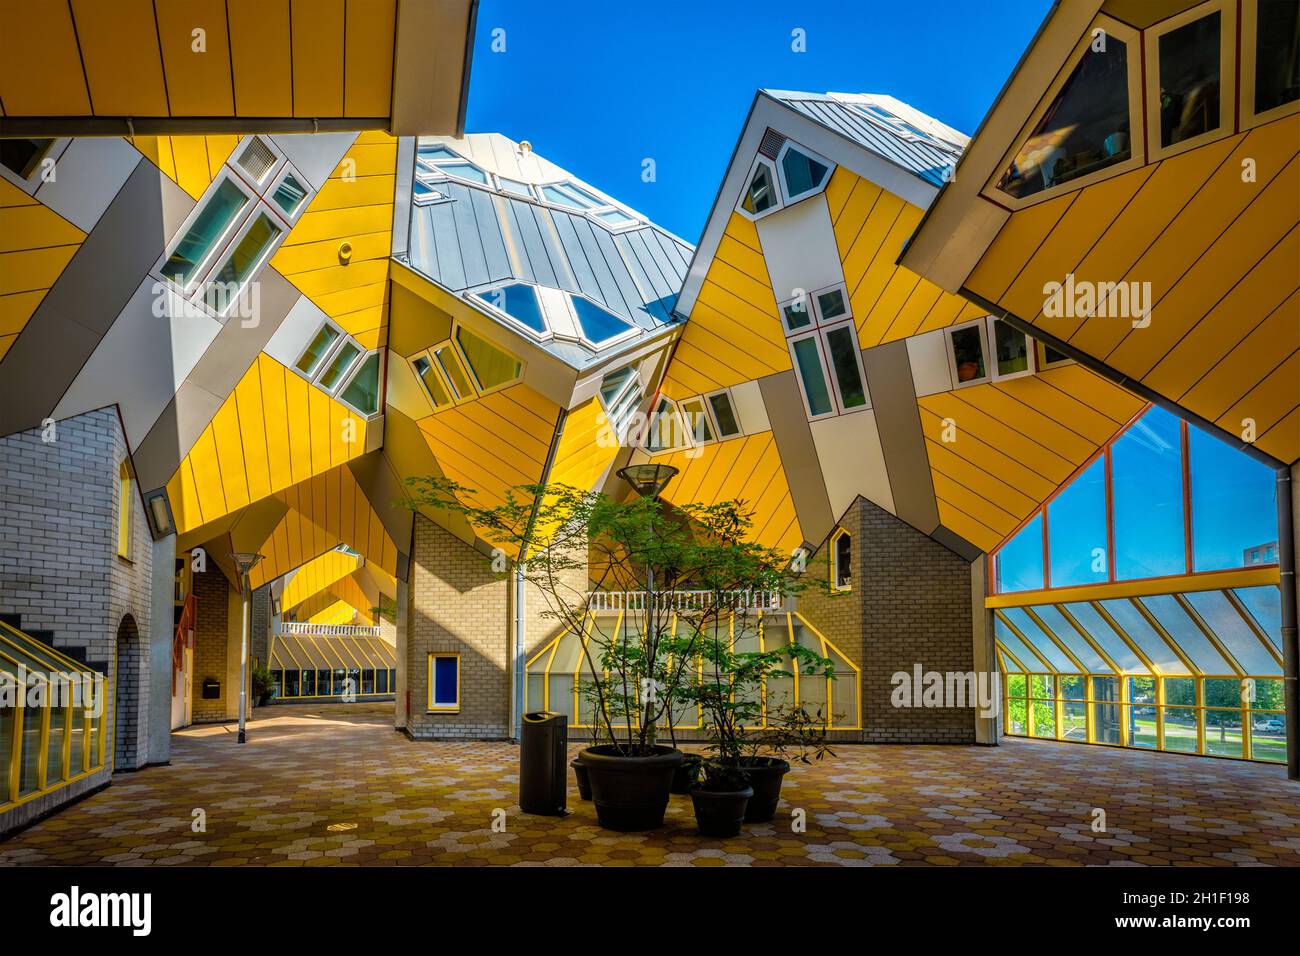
[36,686,51,790]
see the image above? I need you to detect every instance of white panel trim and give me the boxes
[906,328,956,397]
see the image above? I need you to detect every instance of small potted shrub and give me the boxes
[690,759,752,837]
[251,663,277,707]
[739,702,836,823]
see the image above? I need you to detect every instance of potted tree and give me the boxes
[407,474,811,832]
[680,623,835,835]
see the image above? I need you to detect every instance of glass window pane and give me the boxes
[68,711,85,776]
[207,212,281,291]
[782,300,813,332]
[442,162,489,184]
[413,356,451,407]
[1062,700,1087,741]
[476,284,547,334]
[1003,608,1079,672]
[571,296,632,344]
[996,514,1044,592]
[1189,424,1277,571]
[1006,674,1027,698]
[1164,676,1196,706]
[1255,0,1300,113]
[791,338,833,416]
[997,38,1132,198]
[318,341,361,391]
[339,352,381,416]
[432,656,458,707]
[991,319,1029,376]
[1032,605,1110,672]
[435,346,472,399]
[272,173,308,216]
[284,670,300,696]
[816,288,848,321]
[1137,594,1230,674]
[1158,12,1221,147]
[1205,677,1245,709]
[1006,697,1028,735]
[418,144,460,162]
[1059,675,1086,700]
[834,532,851,589]
[595,208,636,226]
[541,183,591,210]
[949,324,986,382]
[1112,407,1185,580]
[296,325,340,376]
[161,178,249,286]
[1031,699,1056,738]
[1249,716,1286,762]
[1204,711,1243,757]
[0,137,54,178]
[708,392,740,437]
[317,669,331,695]
[1183,590,1281,676]
[824,326,867,409]
[1161,707,1199,752]
[301,669,316,696]
[680,399,713,443]
[1047,457,1108,586]
[455,326,521,390]
[1092,692,1121,744]
[1029,675,1054,698]
[1100,598,1190,674]
[1233,586,1283,652]
[995,615,1045,671]
[742,163,777,214]
[19,706,41,795]
[1246,677,1284,711]
[780,147,829,196]
[1066,606,1149,671]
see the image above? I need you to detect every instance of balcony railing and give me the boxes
[275,622,381,637]
[584,590,784,613]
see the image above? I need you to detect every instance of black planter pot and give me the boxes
[738,756,790,822]
[571,758,592,801]
[689,785,753,838]
[670,754,701,795]
[580,744,683,831]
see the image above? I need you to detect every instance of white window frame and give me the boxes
[412,177,452,206]
[470,282,555,343]
[452,323,525,396]
[1144,0,1237,162]
[774,140,836,205]
[1240,0,1300,130]
[985,316,1036,383]
[265,163,313,224]
[678,395,716,447]
[334,349,384,420]
[705,388,743,438]
[197,207,287,320]
[1035,340,1075,371]
[498,176,534,199]
[228,135,288,194]
[0,137,67,191]
[537,180,641,232]
[945,317,993,390]
[735,155,783,222]
[811,282,852,325]
[788,331,839,421]
[314,337,365,395]
[830,527,852,592]
[153,169,259,297]
[565,292,639,350]
[778,281,852,338]
[597,365,644,444]
[641,396,690,454]
[817,319,870,415]
[982,14,1145,210]
[431,341,477,404]
[292,319,348,383]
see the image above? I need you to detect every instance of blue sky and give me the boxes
[465,0,1052,242]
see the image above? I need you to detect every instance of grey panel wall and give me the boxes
[759,370,834,548]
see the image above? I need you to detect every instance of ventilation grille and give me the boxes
[758,128,787,159]
[236,136,277,183]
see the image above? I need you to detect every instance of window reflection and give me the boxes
[1158,12,1222,147]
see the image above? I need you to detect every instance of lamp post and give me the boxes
[229,552,264,744]
[616,464,678,739]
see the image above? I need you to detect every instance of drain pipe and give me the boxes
[510,409,568,742]
[1278,466,1298,781]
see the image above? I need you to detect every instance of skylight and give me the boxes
[474,283,547,334]
[537,180,639,229]
[571,295,633,345]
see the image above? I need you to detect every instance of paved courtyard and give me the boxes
[3,703,1299,867]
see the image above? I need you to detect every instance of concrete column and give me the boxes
[225,584,244,721]
[970,555,998,745]
[146,534,176,764]
[394,576,409,731]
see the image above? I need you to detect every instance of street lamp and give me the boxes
[616,463,679,500]
[229,551,264,744]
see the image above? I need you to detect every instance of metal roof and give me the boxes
[764,91,969,188]
[401,134,693,369]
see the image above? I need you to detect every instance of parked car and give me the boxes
[1253,716,1284,734]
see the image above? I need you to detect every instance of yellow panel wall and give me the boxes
[281,548,361,612]
[0,178,86,361]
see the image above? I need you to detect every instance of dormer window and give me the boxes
[993,17,1141,204]
[741,159,779,216]
[470,282,635,349]
[831,528,851,591]
[1145,0,1235,160]
[538,180,640,229]
[474,283,547,335]
[416,142,491,186]
[777,142,831,201]
[1243,0,1300,127]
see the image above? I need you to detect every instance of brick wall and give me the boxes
[191,567,232,723]
[799,496,975,744]
[406,516,511,739]
[0,408,154,771]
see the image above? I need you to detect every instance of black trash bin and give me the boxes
[519,711,567,816]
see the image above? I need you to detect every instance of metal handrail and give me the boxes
[275,622,382,637]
